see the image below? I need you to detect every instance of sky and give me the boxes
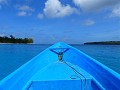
[0,0,120,44]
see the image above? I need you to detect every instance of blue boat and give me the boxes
[0,42,120,90]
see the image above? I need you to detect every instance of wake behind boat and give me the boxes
[0,42,120,90]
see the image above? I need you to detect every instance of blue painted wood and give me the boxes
[0,42,120,90]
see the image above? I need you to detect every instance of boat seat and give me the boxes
[27,80,91,90]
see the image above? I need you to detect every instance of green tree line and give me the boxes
[84,41,120,45]
[0,35,33,43]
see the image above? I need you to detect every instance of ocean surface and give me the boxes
[0,44,120,80]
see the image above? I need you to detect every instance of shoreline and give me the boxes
[0,43,35,45]
[84,41,120,45]
[84,44,120,45]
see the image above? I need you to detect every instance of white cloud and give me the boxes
[0,0,8,9]
[73,0,120,11]
[37,13,44,19]
[83,19,95,26]
[16,5,34,16]
[17,5,34,12]
[43,0,77,18]
[0,0,7,4]
[17,11,27,16]
[111,7,120,17]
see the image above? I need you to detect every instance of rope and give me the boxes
[62,61,87,90]
[27,81,33,90]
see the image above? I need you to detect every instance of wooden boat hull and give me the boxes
[0,42,120,90]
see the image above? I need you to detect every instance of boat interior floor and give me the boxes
[25,61,93,90]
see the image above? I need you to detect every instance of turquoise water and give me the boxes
[0,44,120,80]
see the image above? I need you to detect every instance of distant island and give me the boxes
[0,35,33,44]
[84,41,120,45]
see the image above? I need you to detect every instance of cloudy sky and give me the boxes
[0,0,120,44]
